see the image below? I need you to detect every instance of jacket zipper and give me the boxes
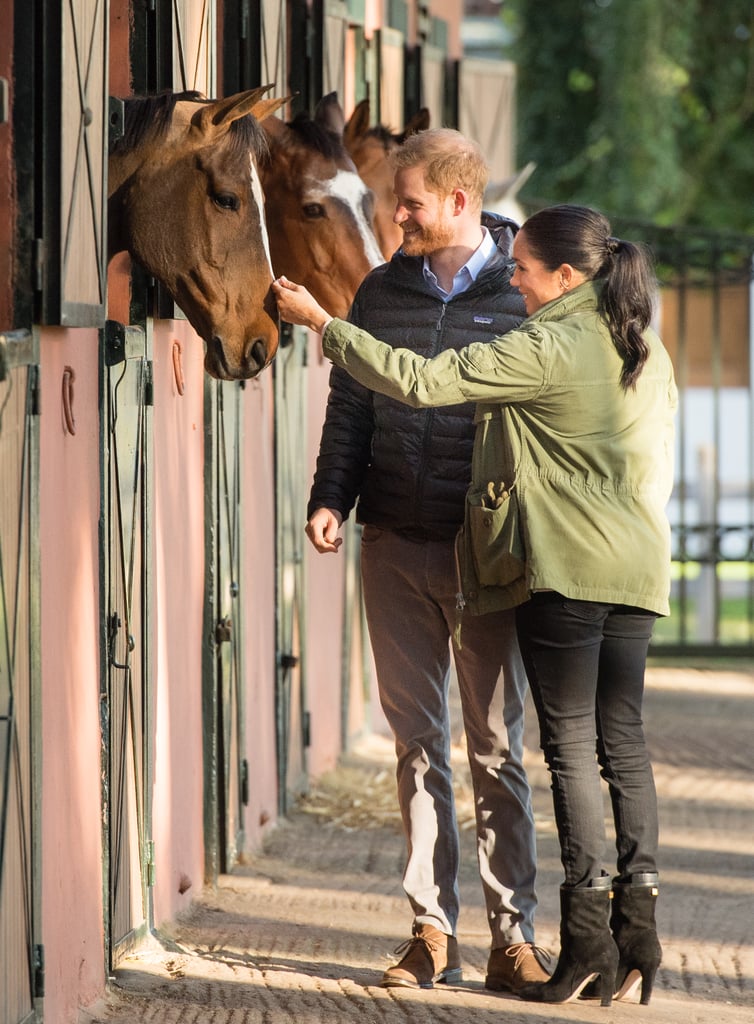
[412,302,447,527]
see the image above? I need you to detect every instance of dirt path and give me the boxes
[83,663,754,1024]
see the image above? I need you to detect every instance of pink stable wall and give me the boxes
[239,368,279,846]
[304,333,350,778]
[149,320,207,929]
[40,327,106,1023]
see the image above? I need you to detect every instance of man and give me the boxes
[304,129,549,992]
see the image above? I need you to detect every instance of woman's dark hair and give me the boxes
[521,204,656,389]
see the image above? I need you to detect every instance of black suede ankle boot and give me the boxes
[518,877,619,1006]
[611,873,662,1004]
[581,871,662,1004]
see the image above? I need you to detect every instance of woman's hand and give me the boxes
[272,276,333,334]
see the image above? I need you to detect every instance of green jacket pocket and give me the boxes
[466,481,525,587]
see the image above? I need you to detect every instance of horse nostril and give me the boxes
[245,338,267,372]
[204,336,233,380]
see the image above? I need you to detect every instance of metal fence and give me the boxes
[614,221,754,655]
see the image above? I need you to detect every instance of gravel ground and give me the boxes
[83,662,754,1024]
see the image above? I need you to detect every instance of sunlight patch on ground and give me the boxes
[646,668,754,694]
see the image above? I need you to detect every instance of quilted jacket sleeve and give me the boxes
[306,363,375,521]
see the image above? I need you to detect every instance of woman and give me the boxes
[273,204,676,1007]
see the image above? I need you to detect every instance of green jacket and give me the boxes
[323,280,678,617]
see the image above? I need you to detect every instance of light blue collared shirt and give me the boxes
[422,227,497,300]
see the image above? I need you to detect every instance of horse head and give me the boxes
[344,101,430,262]
[260,93,384,318]
[108,87,286,380]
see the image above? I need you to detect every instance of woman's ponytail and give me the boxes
[600,237,655,390]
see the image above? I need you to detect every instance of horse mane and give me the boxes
[286,112,345,158]
[361,124,397,148]
[351,120,423,151]
[111,90,268,158]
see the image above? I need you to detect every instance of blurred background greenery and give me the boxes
[499,0,754,234]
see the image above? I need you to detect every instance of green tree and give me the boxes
[504,0,754,232]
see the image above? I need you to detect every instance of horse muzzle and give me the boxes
[204,332,278,381]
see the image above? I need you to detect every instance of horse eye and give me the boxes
[213,192,240,212]
[302,202,326,219]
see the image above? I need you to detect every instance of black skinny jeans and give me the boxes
[516,592,659,888]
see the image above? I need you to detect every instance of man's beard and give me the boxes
[400,219,455,256]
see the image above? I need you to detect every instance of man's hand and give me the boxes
[305,507,344,554]
[272,276,333,334]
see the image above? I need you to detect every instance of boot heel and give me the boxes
[614,964,657,1004]
[639,967,657,1005]
[611,877,662,1005]
[597,972,614,1007]
[517,883,618,1006]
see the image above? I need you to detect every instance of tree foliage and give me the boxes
[504,0,754,233]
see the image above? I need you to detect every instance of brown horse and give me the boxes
[108,87,286,380]
[344,100,430,262]
[260,94,384,318]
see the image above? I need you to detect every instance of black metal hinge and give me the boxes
[303,710,311,748]
[144,359,154,406]
[29,364,41,415]
[34,943,45,998]
[104,320,126,366]
[108,96,125,150]
[215,616,232,644]
[146,840,155,887]
[32,239,44,292]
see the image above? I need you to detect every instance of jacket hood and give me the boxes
[481,210,519,257]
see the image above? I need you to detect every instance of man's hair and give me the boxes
[390,128,489,210]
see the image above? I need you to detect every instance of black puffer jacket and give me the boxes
[307,214,526,540]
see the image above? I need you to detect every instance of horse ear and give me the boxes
[250,96,290,125]
[402,107,430,139]
[344,99,371,147]
[193,86,276,133]
[315,92,345,137]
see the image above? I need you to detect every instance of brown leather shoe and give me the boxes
[485,942,553,993]
[381,923,463,989]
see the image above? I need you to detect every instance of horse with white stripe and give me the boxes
[261,93,384,318]
[344,99,430,262]
[108,87,285,380]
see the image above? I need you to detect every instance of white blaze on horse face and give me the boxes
[316,170,384,269]
[249,155,274,273]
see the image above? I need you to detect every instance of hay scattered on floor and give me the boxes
[296,743,478,832]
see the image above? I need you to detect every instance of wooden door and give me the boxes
[223,0,310,822]
[39,0,108,328]
[273,327,309,812]
[172,0,215,94]
[102,322,153,965]
[377,26,405,129]
[458,58,517,181]
[212,381,247,871]
[322,0,349,100]
[0,330,40,1024]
